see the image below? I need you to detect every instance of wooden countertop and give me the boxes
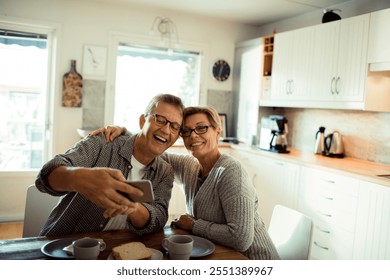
[169,143,390,187]
[230,144,390,187]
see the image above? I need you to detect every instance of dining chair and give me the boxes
[268,204,312,260]
[22,185,60,237]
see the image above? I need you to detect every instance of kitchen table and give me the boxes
[0,225,248,260]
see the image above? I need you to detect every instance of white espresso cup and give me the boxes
[163,235,194,260]
[72,237,106,260]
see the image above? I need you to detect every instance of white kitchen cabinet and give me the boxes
[230,148,300,228]
[229,146,390,259]
[266,26,314,106]
[364,8,390,112]
[299,167,360,259]
[310,14,370,106]
[353,180,390,259]
[367,8,390,64]
[264,13,369,109]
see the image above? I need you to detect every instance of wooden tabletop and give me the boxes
[0,225,248,260]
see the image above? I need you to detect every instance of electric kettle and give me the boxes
[324,131,344,158]
[314,126,326,154]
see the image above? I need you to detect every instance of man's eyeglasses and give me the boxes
[150,114,181,133]
[179,125,213,137]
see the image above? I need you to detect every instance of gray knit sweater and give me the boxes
[163,152,280,260]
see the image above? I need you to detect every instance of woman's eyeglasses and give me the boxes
[150,114,181,133]
[180,125,213,137]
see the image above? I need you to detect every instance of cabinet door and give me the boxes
[335,14,369,103]
[270,27,314,103]
[254,157,300,228]
[310,20,339,101]
[270,31,293,100]
[311,14,369,104]
[367,8,390,63]
[299,167,360,259]
[353,181,390,259]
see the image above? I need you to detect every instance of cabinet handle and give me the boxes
[315,225,331,234]
[290,80,294,94]
[330,77,336,95]
[320,194,334,200]
[285,80,289,94]
[313,241,329,250]
[321,178,335,184]
[335,77,340,95]
[317,210,332,218]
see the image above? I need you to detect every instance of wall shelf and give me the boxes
[263,33,274,76]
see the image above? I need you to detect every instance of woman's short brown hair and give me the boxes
[183,106,221,130]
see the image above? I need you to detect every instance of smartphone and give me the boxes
[120,180,154,203]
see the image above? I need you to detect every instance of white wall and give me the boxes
[0,0,259,222]
[1,0,259,155]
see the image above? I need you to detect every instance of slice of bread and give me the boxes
[112,242,152,260]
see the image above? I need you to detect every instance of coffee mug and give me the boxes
[162,235,193,260]
[72,237,106,260]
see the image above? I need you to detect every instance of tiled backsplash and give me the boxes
[259,107,390,165]
[207,90,234,136]
[82,80,105,129]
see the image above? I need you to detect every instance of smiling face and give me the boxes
[182,112,221,159]
[136,102,183,164]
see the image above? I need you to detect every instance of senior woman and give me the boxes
[95,106,279,260]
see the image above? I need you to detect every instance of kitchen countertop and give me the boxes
[229,144,390,187]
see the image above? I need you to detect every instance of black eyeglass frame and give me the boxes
[149,114,182,132]
[179,125,214,137]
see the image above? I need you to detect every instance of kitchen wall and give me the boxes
[255,0,390,166]
[1,0,259,155]
[259,107,390,165]
[0,0,259,222]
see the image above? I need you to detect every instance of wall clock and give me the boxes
[212,59,231,82]
[82,45,107,78]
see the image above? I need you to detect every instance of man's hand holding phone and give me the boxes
[103,180,154,219]
[121,180,154,203]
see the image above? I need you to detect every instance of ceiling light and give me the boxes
[149,17,180,52]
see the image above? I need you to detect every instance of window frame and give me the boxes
[0,17,59,174]
[105,31,209,125]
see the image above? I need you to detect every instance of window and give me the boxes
[0,29,49,170]
[114,44,201,133]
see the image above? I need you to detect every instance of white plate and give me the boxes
[162,235,215,257]
[108,248,163,260]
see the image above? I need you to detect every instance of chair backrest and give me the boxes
[268,204,312,260]
[23,185,60,237]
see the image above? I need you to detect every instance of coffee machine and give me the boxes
[259,115,289,153]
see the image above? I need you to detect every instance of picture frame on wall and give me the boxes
[219,113,227,138]
[82,45,107,79]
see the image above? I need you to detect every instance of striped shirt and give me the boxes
[35,133,174,236]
